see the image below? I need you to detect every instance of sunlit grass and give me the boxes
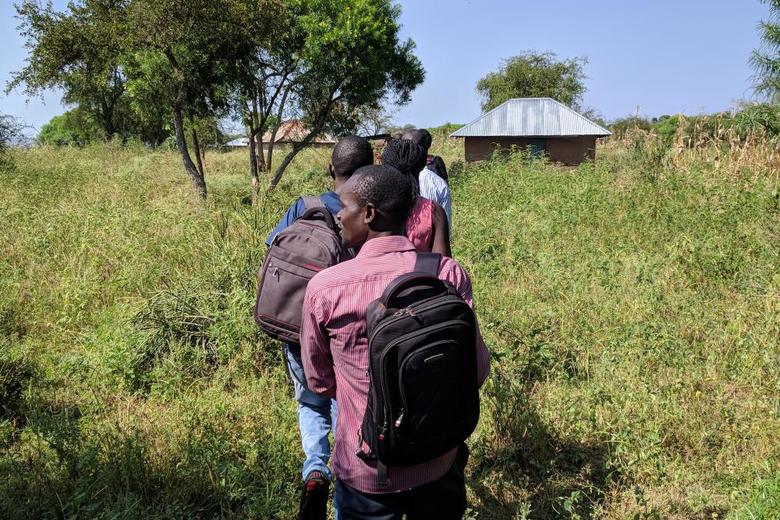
[0,135,778,519]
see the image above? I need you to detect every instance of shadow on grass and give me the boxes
[0,396,299,520]
[468,364,616,519]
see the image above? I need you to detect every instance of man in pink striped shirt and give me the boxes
[301,165,489,519]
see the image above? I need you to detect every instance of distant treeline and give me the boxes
[608,102,780,145]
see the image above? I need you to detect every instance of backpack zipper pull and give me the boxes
[394,409,405,428]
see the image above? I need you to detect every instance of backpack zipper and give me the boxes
[368,295,465,346]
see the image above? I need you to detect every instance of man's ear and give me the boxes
[328,163,335,179]
[363,203,377,225]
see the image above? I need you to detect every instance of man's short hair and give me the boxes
[351,164,416,226]
[332,135,374,179]
[401,129,433,152]
[381,138,427,178]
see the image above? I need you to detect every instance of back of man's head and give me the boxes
[381,138,427,178]
[401,128,433,152]
[331,135,374,179]
[351,164,416,229]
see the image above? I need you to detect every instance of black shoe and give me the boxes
[298,471,329,520]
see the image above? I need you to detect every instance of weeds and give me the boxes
[0,135,777,518]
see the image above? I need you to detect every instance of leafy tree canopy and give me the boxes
[37,107,105,146]
[0,115,24,169]
[751,0,780,102]
[266,0,425,189]
[476,51,587,112]
[8,0,132,138]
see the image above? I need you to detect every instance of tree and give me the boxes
[37,107,105,146]
[233,0,301,197]
[476,51,587,112]
[0,115,24,169]
[751,0,780,102]
[125,0,271,199]
[8,0,132,139]
[265,0,424,190]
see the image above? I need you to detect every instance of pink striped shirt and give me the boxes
[405,197,434,252]
[301,235,490,494]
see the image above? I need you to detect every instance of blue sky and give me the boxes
[0,0,771,135]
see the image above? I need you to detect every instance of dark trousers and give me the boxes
[335,445,468,520]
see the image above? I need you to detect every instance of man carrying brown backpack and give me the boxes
[264,136,374,520]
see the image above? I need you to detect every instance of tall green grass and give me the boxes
[0,138,777,519]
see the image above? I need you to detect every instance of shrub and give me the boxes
[733,102,780,138]
[37,108,105,146]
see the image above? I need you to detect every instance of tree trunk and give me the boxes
[267,90,339,191]
[256,134,266,173]
[248,130,259,205]
[191,126,205,179]
[265,84,291,173]
[268,142,307,191]
[252,95,266,173]
[164,48,206,199]
[173,105,207,199]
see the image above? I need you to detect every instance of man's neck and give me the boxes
[363,229,405,243]
[332,176,348,192]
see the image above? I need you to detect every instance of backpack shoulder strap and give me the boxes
[301,195,324,211]
[414,252,441,276]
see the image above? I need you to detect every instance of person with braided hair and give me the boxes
[401,129,452,225]
[381,139,452,257]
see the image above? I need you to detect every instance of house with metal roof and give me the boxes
[450,98,611,165]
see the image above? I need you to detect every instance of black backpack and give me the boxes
[358,253,480,485]
[254,196,351,344]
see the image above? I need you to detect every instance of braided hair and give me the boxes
[380,138,427,199]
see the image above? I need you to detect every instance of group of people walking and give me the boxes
[256,130,490,520]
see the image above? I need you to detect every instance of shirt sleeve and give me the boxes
[439,183,452,231]
[266,198,305,246]
[442,260,490,387]
[300,284,337,398]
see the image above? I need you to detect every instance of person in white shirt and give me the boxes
[401,129,452,227]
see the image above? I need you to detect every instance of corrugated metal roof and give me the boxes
[450,98,611,137]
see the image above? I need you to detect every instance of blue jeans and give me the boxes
[284,343,338,481]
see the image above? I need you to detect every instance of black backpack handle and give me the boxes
[380,272,448,307]
[380,253,443,305]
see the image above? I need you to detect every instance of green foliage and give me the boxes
[37,108,105,146]
[8,0,135,139]
[0,114,23,169]
[751,0,780,101]
[258,0,424,188]
[608,116,653,139]
[476,51,588,111]
[733,102,780,136]
[609,103,780,148]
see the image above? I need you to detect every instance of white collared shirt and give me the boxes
[418,167,452,228]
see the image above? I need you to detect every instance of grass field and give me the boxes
[1,134,778,519]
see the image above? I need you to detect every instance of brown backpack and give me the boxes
[254,196,351,344]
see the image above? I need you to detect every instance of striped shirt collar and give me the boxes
[355,235,416,259]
